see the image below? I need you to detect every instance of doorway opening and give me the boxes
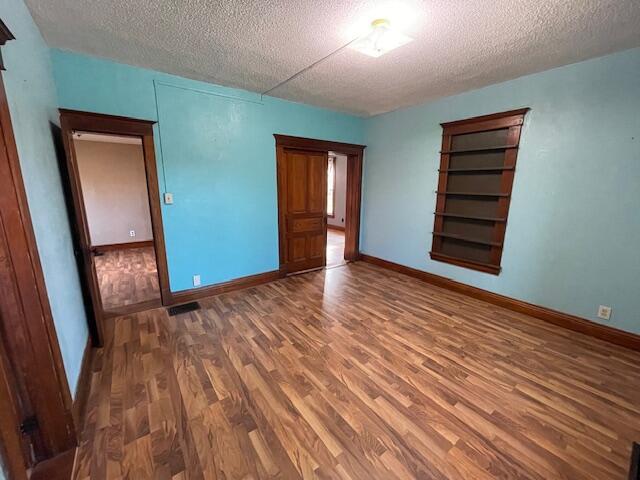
[326,152,346,267]
[72,132,161,316]
[274,135,365,276]
[60,110,170,347]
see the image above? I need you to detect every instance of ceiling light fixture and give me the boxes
[350,19,413,58]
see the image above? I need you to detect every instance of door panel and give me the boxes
[307,154,326,213]
[291,217,323,233]
[281,149,328,274]
[289,236,306,263]
[287,152,308,213]
[308,234,325,259]
[0,213,38,466]
[59,122,106,345]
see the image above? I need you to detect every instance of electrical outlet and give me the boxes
[597,305,612,321]
[129,230,136,237]
[164,192,174,205]
[193,275,201,287]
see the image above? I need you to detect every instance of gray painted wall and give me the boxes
[75,139,153,245]
[328,154,347,228]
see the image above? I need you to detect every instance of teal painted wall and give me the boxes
[1,0,88,397]
[362,48,640,334]
[51,50,365,291]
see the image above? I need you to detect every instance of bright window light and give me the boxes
[350,19,413,58]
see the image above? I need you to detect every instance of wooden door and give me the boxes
[0,75,76,477]
[279,148,328,274]
[58,121,107,346]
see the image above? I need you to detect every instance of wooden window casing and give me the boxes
[327,155,336,218]
[430,108,529,275]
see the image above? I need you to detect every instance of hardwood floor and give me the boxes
[74,262,640,480]
[94,246,160,312]
[326,229,345,267]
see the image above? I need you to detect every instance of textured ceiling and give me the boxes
[26,0,640,116]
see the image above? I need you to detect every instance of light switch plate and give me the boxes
[193,275,201,287]
[164,192,174,204]
[597,305,612,320]
[129,230,136,237]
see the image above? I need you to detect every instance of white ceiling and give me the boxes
[26,0,640,116]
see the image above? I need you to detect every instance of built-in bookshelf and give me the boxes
[430,109,529,275]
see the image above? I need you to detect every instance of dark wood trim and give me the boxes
[0,23,77,478]
[436,191,510,197]
[429,251,501,275]
[434,212,507,222]
[0,18,15,70]
[327,155,336,218]
[344,152,363,262]
[440,147,519,155]
[168,270,284,306]
[327,224,345,232]
[432,232,502,247]
[92,240,154,253]
[141,133,172,304]
[59,110,170,347]
[440,165,515,172]
[0,19,15,44]
[0,337,27,480]
[360,254,640,352]
[274,135,365,269]
[440,108,529,135]
[70,339,93,435]
[58,109,155,135]
[273,134,365,156]
[29,448,76,480]
[0,71,76,470]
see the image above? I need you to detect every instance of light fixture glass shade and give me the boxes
[350,19,413,58]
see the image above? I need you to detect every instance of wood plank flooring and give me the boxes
[74,262,640,479]
[95,247,160,312]
[326,229,345,267]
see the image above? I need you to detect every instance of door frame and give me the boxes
[59,109,170,346]
[274,135,365,270]
[0,21,77,479]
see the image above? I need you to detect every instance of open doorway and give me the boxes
[275,135,364,275]
[72,132,161,315]
[326,152,347,267]
[60,110,170,347]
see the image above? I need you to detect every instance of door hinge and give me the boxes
[19,415,39,435]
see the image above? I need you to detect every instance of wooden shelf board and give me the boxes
[435,212,507,222]
[432,232,502,247]
[440,166,514,173]
[440,145,518,154]
[429,251,501,275]
[436,191,509,198]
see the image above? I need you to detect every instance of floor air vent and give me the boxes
[168,301,200,316]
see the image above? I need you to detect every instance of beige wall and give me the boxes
[328,154,347,228]
[74,139,153,246]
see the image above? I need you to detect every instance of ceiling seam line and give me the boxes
[260,37,359,99]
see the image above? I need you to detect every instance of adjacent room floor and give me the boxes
[94,246,161,313]
[326,228,345,267]
[74,262,640,480]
